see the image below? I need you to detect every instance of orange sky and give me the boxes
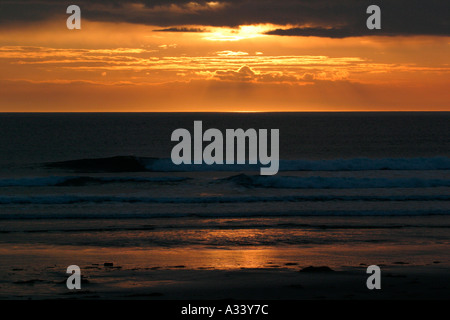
[0,18,449,112]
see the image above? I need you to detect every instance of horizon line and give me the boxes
[1,110,450,113]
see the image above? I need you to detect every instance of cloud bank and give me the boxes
[0,0,448,37]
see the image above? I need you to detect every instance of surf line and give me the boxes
[171,121,279,175]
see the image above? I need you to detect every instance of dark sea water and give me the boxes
[0,113,449,267]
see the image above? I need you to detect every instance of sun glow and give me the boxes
[0,16,448,112]
[233,110,265,113]
[204,24,275,41]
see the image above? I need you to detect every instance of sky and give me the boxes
[0,0,448,112]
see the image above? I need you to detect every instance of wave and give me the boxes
[0,194,449,205]
[0,209,448,220]
[222,174,450,189]
[7,223,444,234]
[0,176,189,187]
[45,156,149,172]
[44,156,450,173]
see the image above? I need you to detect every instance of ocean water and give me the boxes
[0,112,449,266]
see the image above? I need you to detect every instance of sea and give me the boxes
[0,112,449,271]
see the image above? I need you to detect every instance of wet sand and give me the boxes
[0,244,448,300]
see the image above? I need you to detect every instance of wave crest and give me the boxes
[221,174,450,189]
[45,156,450,172]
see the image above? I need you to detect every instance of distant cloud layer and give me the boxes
[0,0,448,37]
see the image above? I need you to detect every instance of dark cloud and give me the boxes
[154,27,208,33]
[265,27,361,39]
[0,0,448,37]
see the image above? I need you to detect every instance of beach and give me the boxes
[1,243,448,300]
[0,113,449,300]
[1,215,449,300]
[1,0,449,306]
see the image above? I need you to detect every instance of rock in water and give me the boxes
[299,266,334,273]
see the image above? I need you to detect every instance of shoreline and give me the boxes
[1,215,448,300]
[1,264,449,300]
[1,242,448,300]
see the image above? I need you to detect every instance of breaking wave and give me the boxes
[221,174,450,189]
[44,156,450,172]
[0,209,448,220]
[0,176,189,187]
[0,194,449,205]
